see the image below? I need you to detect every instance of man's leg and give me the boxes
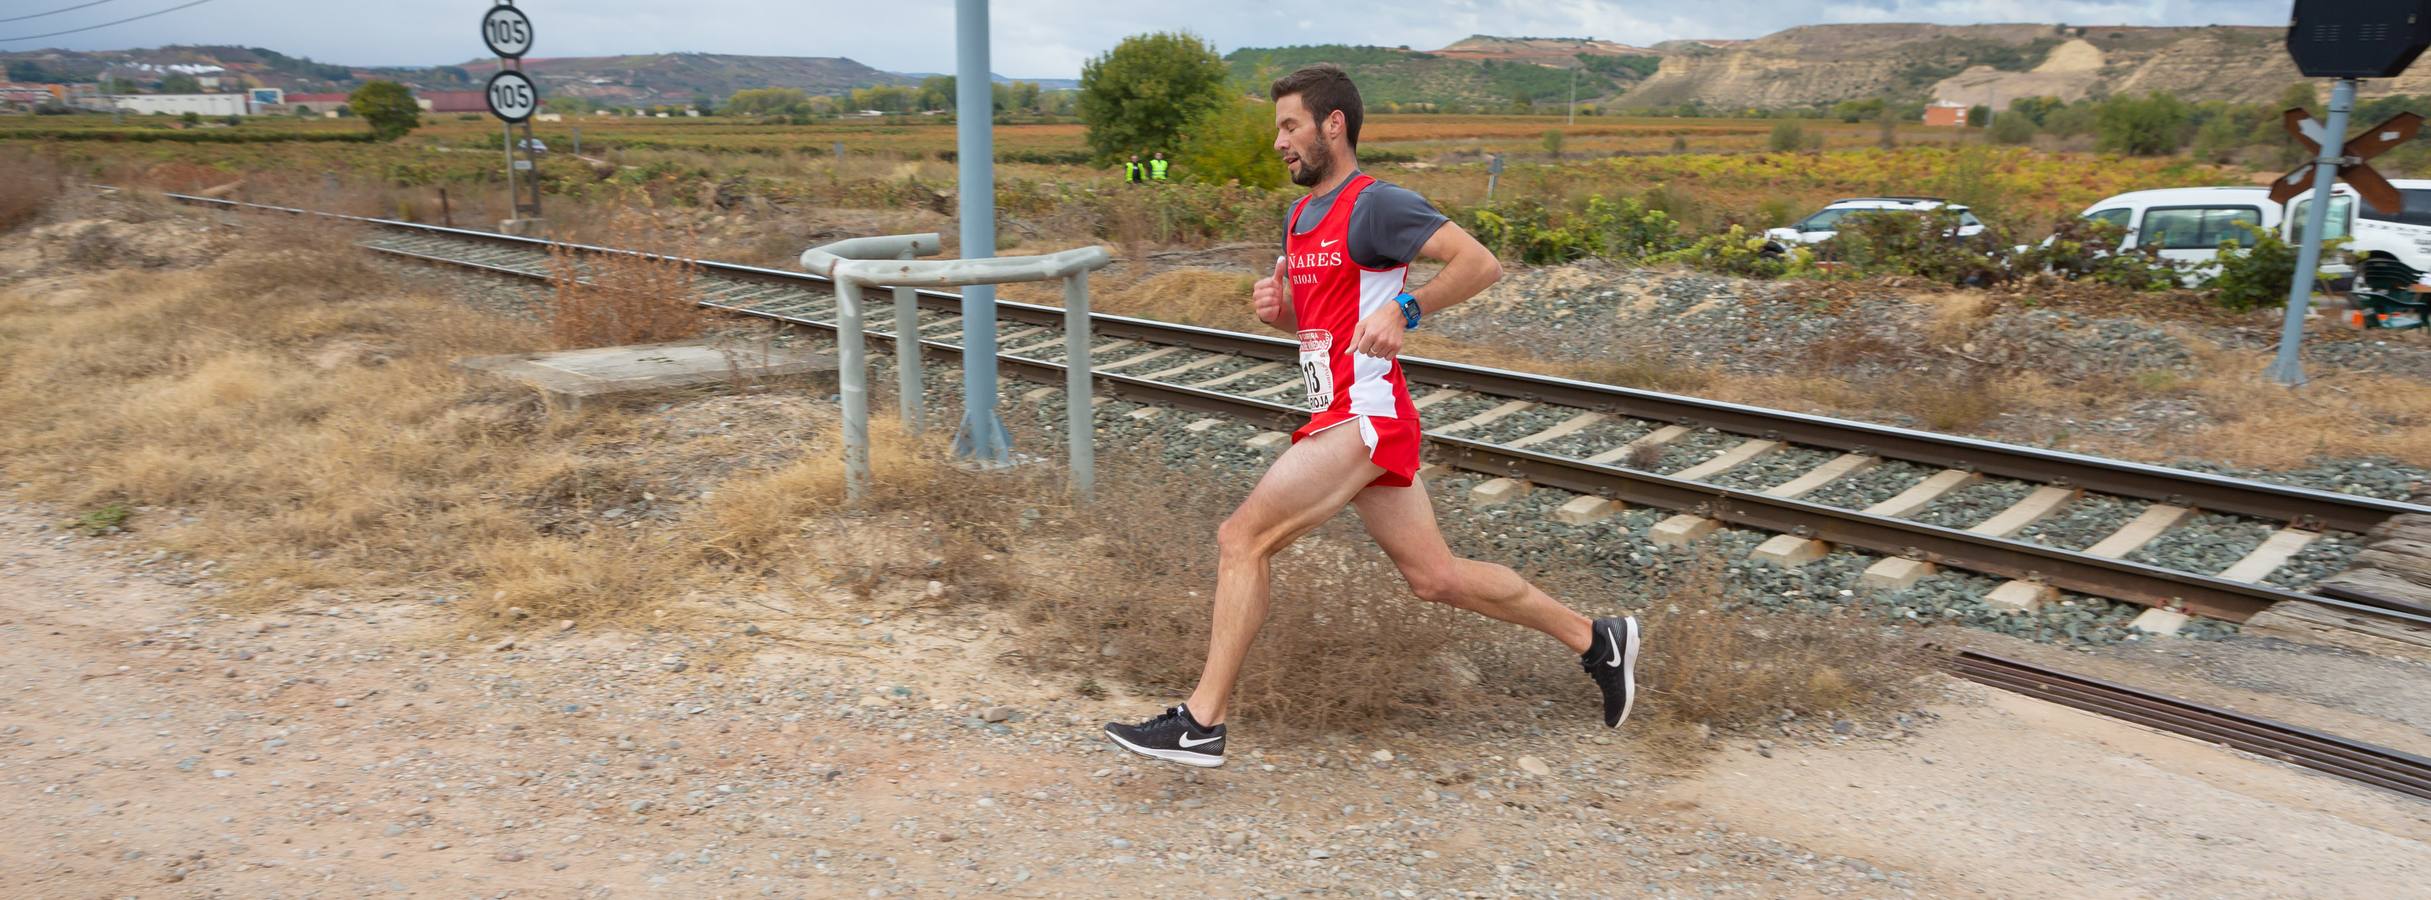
[1177,422,1386,725]
[1351,477,1595,653]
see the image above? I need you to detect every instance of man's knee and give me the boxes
[1217,510,1283,560]
[1404,565,1467,606]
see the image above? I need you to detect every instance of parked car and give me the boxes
[1763,197,1985,250]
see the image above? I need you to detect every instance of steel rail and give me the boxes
[1946,650,2431,802]
[153,193,2431,626]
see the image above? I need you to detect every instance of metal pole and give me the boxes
[892,250,923,433]
[2268,77,2355,387]
[521,120,543,217]
[951,0,1009,464]
[1063,270,1093,499]
[835,279,870,504]
[572,126,581,158]
[1566,64,1576,126]
[502,118,517,223]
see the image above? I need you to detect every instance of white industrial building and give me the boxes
[108,93,252,117]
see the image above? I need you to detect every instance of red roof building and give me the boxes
[418,91,487,113]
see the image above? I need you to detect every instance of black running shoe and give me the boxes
[1581,615,1641,727]
[1104,704,1226,768]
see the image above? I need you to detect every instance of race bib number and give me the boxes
[1297,329,1335,412]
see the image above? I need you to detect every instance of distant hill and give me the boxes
[1223,41,1659,111]
[448,53,914,105]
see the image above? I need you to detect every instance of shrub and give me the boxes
[2207,223,2337,313]
[1455,194,1683,265]
[2012,217,2184,291]
[1824,209,2008,285]
[1768,119,1809,153]
[1989,111,2037,145]
[1652,224,1812,279]
[2095,92,2192,156]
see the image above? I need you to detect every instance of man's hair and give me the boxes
[1269,64,1362,149]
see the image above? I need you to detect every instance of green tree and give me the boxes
[2275,81,2320,117]
[1989,110,2037,144]
[726,87,812,118]
[348,80,421,141]
[1966,105,1991,127]
[2095,92,2191,156]
[1831,98,1884,123]
[1177,94,1284,189]
[918,75,956,111]
[1079,31,1230,164]
[160,73,202,93]
[2009,95,2064,125]
[1542,128,1564,158]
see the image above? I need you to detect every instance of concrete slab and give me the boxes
[2083,504,2193,559]
[1188,361,1284,388]
[1649,515,1719,547]
[1126,406,1163,420]
[1586,424,1692,466]
[1984,580,2058,612]
[1143,356,1227,381]
[1671,439,1783,482]
[1508,412,1605,449]
[1411,389,1470,410]
[1862,469,1979,518]
[2130,608,2191,636]
[1246,431,1291,451]
[1435,400,1535,435]
[1245,377,1303,398]
[1762,453,1878,499]
[1183,417,1226,433]
[1021,387,1059,402]
[1750,534,1830,567]
[1470,477,1531,506]
[1553,495,1623,526]
[1415,462,1453,483]
[1968,486,2082,538]
[1101,346,1186,371]
[457,340,835,411]
[1859,557,1937,591]
[2218,528,2322,583]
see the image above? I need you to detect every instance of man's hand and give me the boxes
[1253,256,1293,327]
[1348,303,1406,359]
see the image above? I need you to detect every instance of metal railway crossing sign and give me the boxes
[2267,0,2431,386]
[483,0,543,222]
[2268,109,2423,214]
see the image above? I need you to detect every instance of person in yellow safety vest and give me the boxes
[1149,152,1170,181]
[1125,154,1145,185]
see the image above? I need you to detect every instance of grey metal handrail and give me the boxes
[805,237,1115,501]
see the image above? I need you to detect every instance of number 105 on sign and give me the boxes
[486,71,539,123]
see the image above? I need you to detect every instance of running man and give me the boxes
[1105,64,1642,768]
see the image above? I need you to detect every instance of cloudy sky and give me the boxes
[5,0,2293,78]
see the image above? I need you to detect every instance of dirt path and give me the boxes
[1,495,2424,898]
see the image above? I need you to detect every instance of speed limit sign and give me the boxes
[485,69,539,123]
[482,4,534,59]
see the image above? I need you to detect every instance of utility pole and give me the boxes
[1566,63,1577,126]
[951,0,1010,464]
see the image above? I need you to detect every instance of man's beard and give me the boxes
[1289,132,1333,187]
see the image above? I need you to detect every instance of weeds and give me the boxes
[546,214,707,348]
[70,504,132,535]
[1628,557,1925,735]
[0,150,64,232]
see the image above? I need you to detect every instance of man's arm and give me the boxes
[1346,222,1501,358]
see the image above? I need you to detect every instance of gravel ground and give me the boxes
[2012,495,2147,553]
[1908,480,2037,530]
[2166,458,2428,503]
[2262,532,2369,590]
[2128,514,2275,577]
[1646,430,1743,478]
[1801,461,1941,511]
[1531,418,1659,462]
[1708,447,1839,493]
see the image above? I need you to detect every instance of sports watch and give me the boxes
[1395,292,1422,330]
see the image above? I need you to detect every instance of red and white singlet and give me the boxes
[1282,173,1423,488]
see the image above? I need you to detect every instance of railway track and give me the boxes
[1947,650,2431,802]
[165,193,2431,630]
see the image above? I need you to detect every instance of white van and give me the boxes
[2070,186,2281,274]
[2286,180,2431,276]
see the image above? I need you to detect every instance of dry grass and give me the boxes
[1624,558,1927,749]
[0,150,64,233]
[547,214,707,348]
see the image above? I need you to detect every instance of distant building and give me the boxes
[416,91,487,113]
[0,82,51,108]
[1922,101,1969,127]
[110,93,250,117]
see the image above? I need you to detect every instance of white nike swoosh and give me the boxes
[1604,626,1623,667]
[1177,733,1221,748]
[1319,239,1340,247]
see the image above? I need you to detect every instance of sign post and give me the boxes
[483,1,544,231]
[2265,0,2431,386]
